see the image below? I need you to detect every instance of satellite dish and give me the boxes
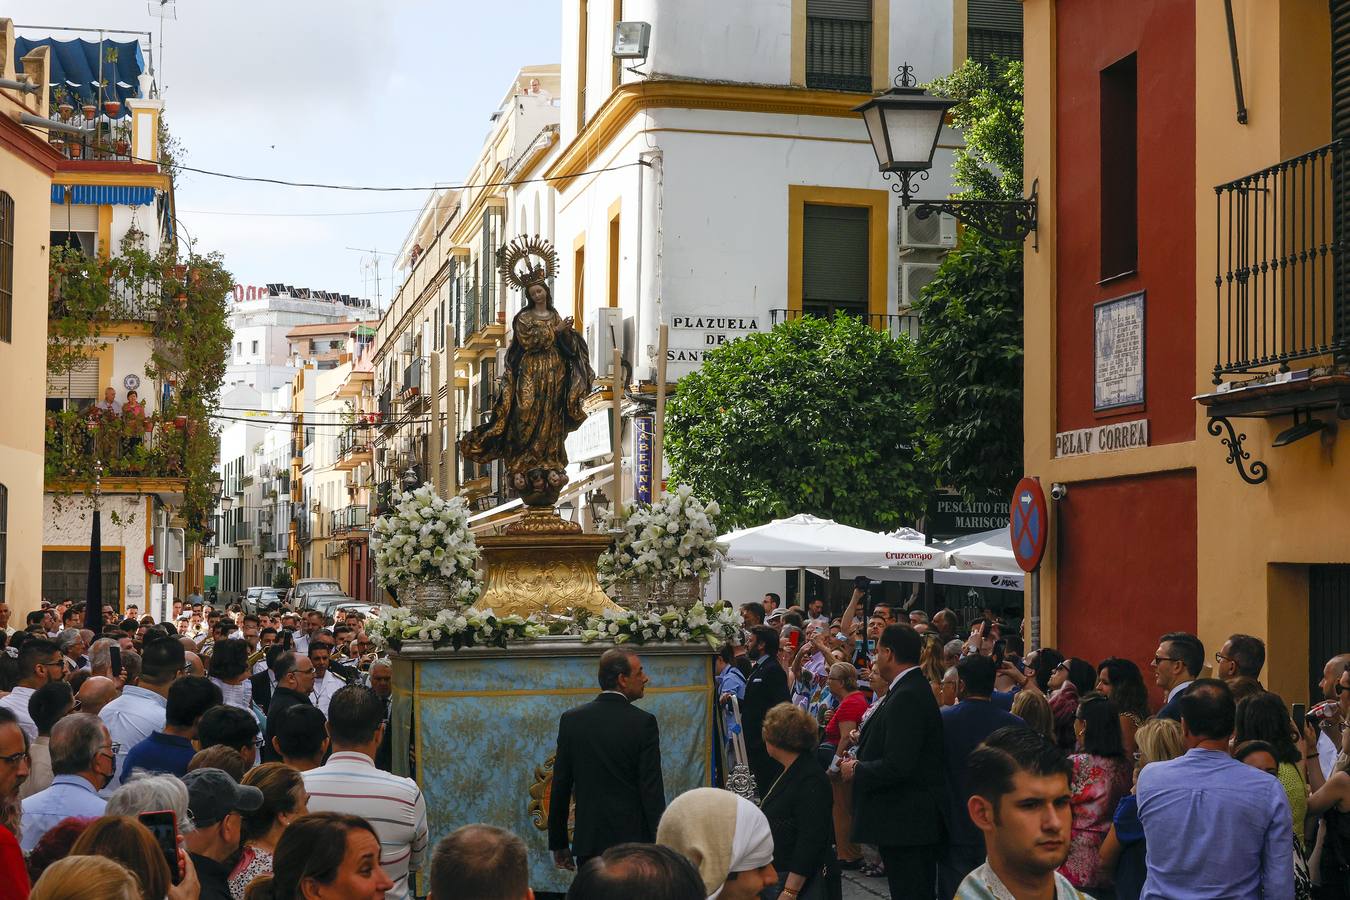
[147,0,177,20]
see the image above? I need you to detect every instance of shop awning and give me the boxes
[17,36,145,113]
[52,184,158,206]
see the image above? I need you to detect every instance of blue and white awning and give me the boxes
[52,184,157,206]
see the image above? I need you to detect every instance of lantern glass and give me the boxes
[878,103,948,170]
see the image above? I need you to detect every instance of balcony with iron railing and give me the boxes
[400,357,426,405]
[1199,139,1350,484]
[330,505,371,538]
[232,520,254,545]
[769,308,920,342]
[45,409,190,483]
[45,100,137,162]
[1213,141,1347,380]
[336,425,373,471]
[374,479,395,516]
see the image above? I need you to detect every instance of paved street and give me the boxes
[843,870,890,899]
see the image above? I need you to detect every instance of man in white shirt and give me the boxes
[304,685,428,900]
[307,644,345,716]
[0,640,65,740]
[99,637,184,792]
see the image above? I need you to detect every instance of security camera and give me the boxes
[1049,483,1068,501]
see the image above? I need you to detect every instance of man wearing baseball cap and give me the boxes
[183,768,263,900]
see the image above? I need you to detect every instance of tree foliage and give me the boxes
[665,314,930,532]
[913,58,1025,496]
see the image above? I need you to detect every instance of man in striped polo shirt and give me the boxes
[303,684,428,900]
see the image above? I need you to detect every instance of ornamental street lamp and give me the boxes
[855,64,1039,247]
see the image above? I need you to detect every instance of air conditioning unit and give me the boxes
[311,499,322,511]
[899,207,957,251]
[900,262,941,309]
[587,307,624,379]
[400,332,414,355]
[325,542,342,559]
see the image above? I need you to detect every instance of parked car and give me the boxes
[247,588,283,614]
[305,591,354,619]
[332,602,381,622]
[290,579,343,609]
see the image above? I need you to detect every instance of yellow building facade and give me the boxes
[0,21,55,614]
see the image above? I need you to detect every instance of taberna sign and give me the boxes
[1054,418,1149,458]
[634,416,654,503]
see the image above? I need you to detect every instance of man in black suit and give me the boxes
[733,624,790,792]
[938,653,1024,896]
[249,644,287,713]
[549,648,666,871]
[1153,631,1203,720]
[262,651,316,762]
[842,623,948,900]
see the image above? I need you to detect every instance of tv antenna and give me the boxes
[346,246,396,312]
[147,0,175,90]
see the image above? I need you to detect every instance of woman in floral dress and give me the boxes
[1059,692,1133,893]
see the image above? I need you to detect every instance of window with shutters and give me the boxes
[802,204,870,320]
[0,193,11,343]
[43,549,121,609]
[806,0,872,92]
[967,0,1023,68]
[45,357,100,413]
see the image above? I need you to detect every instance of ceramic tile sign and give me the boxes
[1094,291,1145,410]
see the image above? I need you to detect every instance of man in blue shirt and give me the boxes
[121,675,221,781]
[939,654,1025,897]
[20,713,112,850]
[1137,678,1292,899]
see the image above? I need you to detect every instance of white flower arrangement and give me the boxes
[366,604,550,650]
[578,601,742,649]
[596,484,728,589]
[364,601,741,651]
[370,482,482,605]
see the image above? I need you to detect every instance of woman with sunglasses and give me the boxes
[1058,692,1132,894]
[1048,658,1098,751]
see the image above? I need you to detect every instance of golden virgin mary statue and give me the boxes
[458,236,595,520]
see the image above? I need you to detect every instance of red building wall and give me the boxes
[1055,471,1197,710]
[1054,0,1196,444]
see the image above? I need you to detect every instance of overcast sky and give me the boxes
[14,0,561,306]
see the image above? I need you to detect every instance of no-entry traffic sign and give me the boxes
[1010,477,1048,573]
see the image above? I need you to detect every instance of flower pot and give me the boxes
[81,104,96,120]
[58,103,73,118]
[114,139,129,155]
[68,143,83,159]
[103,101,121,117]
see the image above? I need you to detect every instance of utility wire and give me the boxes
[95,147,643,193]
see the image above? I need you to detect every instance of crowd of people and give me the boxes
[0,586,1343,899]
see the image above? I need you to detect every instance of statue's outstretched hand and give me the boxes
[556,316,574,334]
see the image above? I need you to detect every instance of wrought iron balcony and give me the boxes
[44,409,189,482]
[769,308,920,342]
[330,505,370,536]
[1213,140,1348,380]
[805,16,872,92]
[400,357,426,403]
[337,425,373,470]
[375,479,394,516]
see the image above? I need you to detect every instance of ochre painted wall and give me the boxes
[1055,470,1197,710]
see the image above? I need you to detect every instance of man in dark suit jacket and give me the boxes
[733,624,790,792]
[938,653,1024,897]
[249,644,286,713]
[262,651,316,763]
[842,623,948,900]
[549,648,666,870]
[1153,631,1204,720]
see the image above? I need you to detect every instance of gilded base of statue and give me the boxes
[472,528,619,618]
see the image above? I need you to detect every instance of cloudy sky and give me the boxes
[15,0,561,306]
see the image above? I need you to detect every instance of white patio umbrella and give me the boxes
[945,528,1016,571]
[719,514,947,569]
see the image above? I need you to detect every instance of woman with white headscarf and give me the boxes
[658,787,777,899]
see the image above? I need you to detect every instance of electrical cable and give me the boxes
[99,147,644,193]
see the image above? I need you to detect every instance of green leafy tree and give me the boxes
[913,58,1025,496]
[665,314,930,531]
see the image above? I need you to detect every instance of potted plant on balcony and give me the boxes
[53,87,73,119]
[81,97,97,120]
[112,122,131,156]
[68,142,83,159]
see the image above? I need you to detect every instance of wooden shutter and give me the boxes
[807,0,870,19]
[802,204,869,307]
[968,0,1022,31]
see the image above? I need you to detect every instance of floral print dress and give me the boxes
[1058,753,1133,890]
